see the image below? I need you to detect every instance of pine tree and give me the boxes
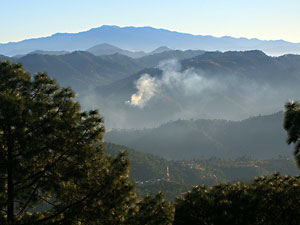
[127,192,174,225]
[0,61,136,225]
[283,101,300,167]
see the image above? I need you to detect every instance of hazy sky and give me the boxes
[1,0,300,44]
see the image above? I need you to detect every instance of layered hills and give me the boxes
[2,50,300,129]
[1,48,204,92]
[86,43,172,58]
[95,50,300,129]
[1,36,299,199]
[105,112,292,160]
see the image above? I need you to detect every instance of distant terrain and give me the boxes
[1,25,300,56]
[0,48,204,92]
[105,143,298,200]
[105,112,293,160]
[2,50,300,129]
[2,2,300,223]
[96,50,300,129]
[86,43,172,58]
[1,38,300,166]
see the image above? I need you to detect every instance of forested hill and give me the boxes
[0,49,204,92]
[104,142,298,184]
[181,50,300,84]
[104,143,298,200]
[2,50,300,130]
[97,51,300,129]
[105,112,292,160]
[101,50,300,98]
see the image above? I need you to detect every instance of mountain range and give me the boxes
[0,48,204,92]
[11,44,173,59]
[1,25,300,56]
[94,50,300,129]
[2,24,300,202]
[1,29,299,188]
[86,43,172,58]
[2,49,300,129]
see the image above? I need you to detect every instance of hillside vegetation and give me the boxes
[105,143,298,200]
[105,112,292,160]
[2,50,300,129]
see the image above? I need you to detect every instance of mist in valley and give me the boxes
[79,58,300,130]
[3,2,300,223]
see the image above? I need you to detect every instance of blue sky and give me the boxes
[1,0,300,43]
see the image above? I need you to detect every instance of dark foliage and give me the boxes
[0,61,137,224]
[174,174,300,225]
[284,101,300,167]
[105,112,291,160]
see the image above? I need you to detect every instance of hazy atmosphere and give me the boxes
[1,1,300,224]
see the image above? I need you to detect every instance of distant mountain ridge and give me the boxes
[2,50,300,129]
[105,112,292,160]
[0,49,205,92]
[86,43,172,58]
[94,50,300,129]
[1,25,300,56]
[13,50,70,58]
[99,50,296,98]
[11,43,172,59]
[86,43,147,58]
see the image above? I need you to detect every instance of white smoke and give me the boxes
[129,74,158,107]
[128,59,223,107]
[78,59,299,130]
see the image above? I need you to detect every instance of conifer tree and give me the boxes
[126,192,174,225]
[0,61,136,225]
[283,101,300,167]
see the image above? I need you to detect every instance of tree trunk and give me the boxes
[7,139,14,225]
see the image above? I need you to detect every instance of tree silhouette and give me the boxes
[283,101,300,167]
[0,61,136,224]
[127,192,174,225]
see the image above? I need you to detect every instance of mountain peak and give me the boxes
[86,43,147,58]
[150,46,172,54]
[1,25,300,56]
[87,43,122,51]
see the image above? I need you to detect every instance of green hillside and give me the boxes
[105,112,292,160]
[104,142,298,200]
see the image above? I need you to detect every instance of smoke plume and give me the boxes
[129,74,157,107]
[78,59,299,130]
[128,60,222,107]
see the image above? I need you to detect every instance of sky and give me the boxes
[1,0,300,44]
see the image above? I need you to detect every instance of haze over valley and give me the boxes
[2,39,300,132]
[1,27,300,162]
[3,1,300,223]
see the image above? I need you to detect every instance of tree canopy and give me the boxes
[283,101,300,167]
[0,61,137,224]
[2,61,299,225]
[174,174,300,225]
